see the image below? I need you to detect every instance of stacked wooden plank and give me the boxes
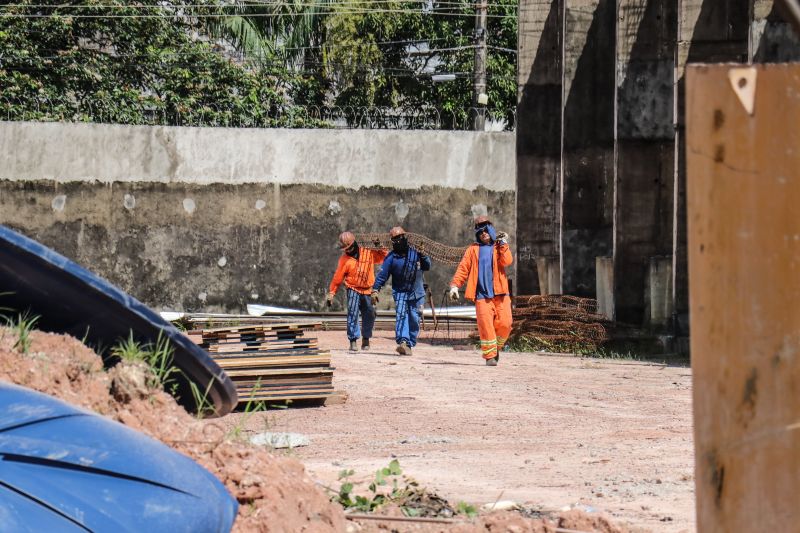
[187,322,344,406]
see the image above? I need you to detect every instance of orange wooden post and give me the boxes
[686,64,800,532]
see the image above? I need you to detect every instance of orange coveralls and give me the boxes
[449,242,513,360]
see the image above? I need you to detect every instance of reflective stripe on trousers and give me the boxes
[475,294,512,359]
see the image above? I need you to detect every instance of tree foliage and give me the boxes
[0,0,319,127]
[0,0,517,129]
[322,0,517,127]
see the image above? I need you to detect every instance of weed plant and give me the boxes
[227,378,268,441]
[6,311,39,354]
[505,335,642,360]
[330,460,476,518]
[111,331,180,392]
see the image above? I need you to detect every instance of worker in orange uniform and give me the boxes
[327,232,387,351]
[448,216,512,366]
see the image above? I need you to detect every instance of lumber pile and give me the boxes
[187,322,344,406]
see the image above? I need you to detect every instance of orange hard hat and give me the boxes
[338,231,356,249]
[474,215,491,227]
[389,226,406,238]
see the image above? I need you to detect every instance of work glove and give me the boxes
[373,238,382,248]
[496,231,509,245]
[448,286,459,301]
[325,292,334,307]
[370,290,380,306]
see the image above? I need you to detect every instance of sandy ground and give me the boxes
[228,330,696,533]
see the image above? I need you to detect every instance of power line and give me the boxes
[0,1,519,9]
[0,9,516,18]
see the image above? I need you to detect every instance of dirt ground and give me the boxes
[226,330,695,533]
[0,326,639,532]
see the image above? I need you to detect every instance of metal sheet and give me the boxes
[686,63,800,532]
[0,225,237,416]
[0,382,237,532]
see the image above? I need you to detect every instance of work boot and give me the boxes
[349,340,358,352]
[361,338,370,350]
[396,342,412,356]
[485,356,498,366]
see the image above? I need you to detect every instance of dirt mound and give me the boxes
[0,327,346,532]
[0,327,631,533]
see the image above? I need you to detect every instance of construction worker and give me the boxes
[327,231,387,351]
[448,215,513,366]
[372,226,431,356]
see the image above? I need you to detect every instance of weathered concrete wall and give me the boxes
[0,122,514,190]
[0,122,515,313]
[561,0,615,297]
[614,0,676,327]
[751,0,800,62]
[517,0,799,335]
[516,0,562,295]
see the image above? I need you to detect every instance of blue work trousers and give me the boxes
[346,288,376,341]
[392,290,423,347]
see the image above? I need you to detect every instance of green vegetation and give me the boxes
[0,0,517,128]
[0,1,312,127]
[505,335,644,360]
[227,379,268,440]
[110,331,180,391]
[6,311,40,354]
[188,373,221,419]
[330,459,477,518]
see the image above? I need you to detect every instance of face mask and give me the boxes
[392,237,408,254]
[345,242,359,258]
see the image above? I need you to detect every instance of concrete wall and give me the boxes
[517,0,800,333]
[0,122,516,313]
[516,0,562,295]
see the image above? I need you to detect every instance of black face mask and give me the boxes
[345,242,360,258]
[392,237,408,254]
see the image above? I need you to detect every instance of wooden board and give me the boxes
[686,63,800,532]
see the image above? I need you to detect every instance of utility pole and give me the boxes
[472,0,488,131]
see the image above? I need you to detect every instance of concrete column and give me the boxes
[535,256,562,294]
[560,0,616,297]
[674,0,749,334]
[647,256,673,328]
[750,0,800,62]
[595,256,614,319]
[613,0,677,326]
[516,0,563,295]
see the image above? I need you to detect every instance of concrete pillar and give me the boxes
[595,256,614,319]
[516,0,563,295]
[613,0,677,326]
[674,0,749,334]
[647,256,673,328]
[560,0,615,297]
[750,0,800,62]
[687,62,800,533]
[535,256,562,295]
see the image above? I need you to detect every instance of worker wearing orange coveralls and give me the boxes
[327,232,387,352]
[448,216,512,366]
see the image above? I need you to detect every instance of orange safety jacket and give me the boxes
[449,243,513,301]
[328,248,388,295]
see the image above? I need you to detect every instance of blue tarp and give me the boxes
[0,382,238,532]
[0,225,236,415]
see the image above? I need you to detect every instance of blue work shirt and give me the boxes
[373,247,431,300]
